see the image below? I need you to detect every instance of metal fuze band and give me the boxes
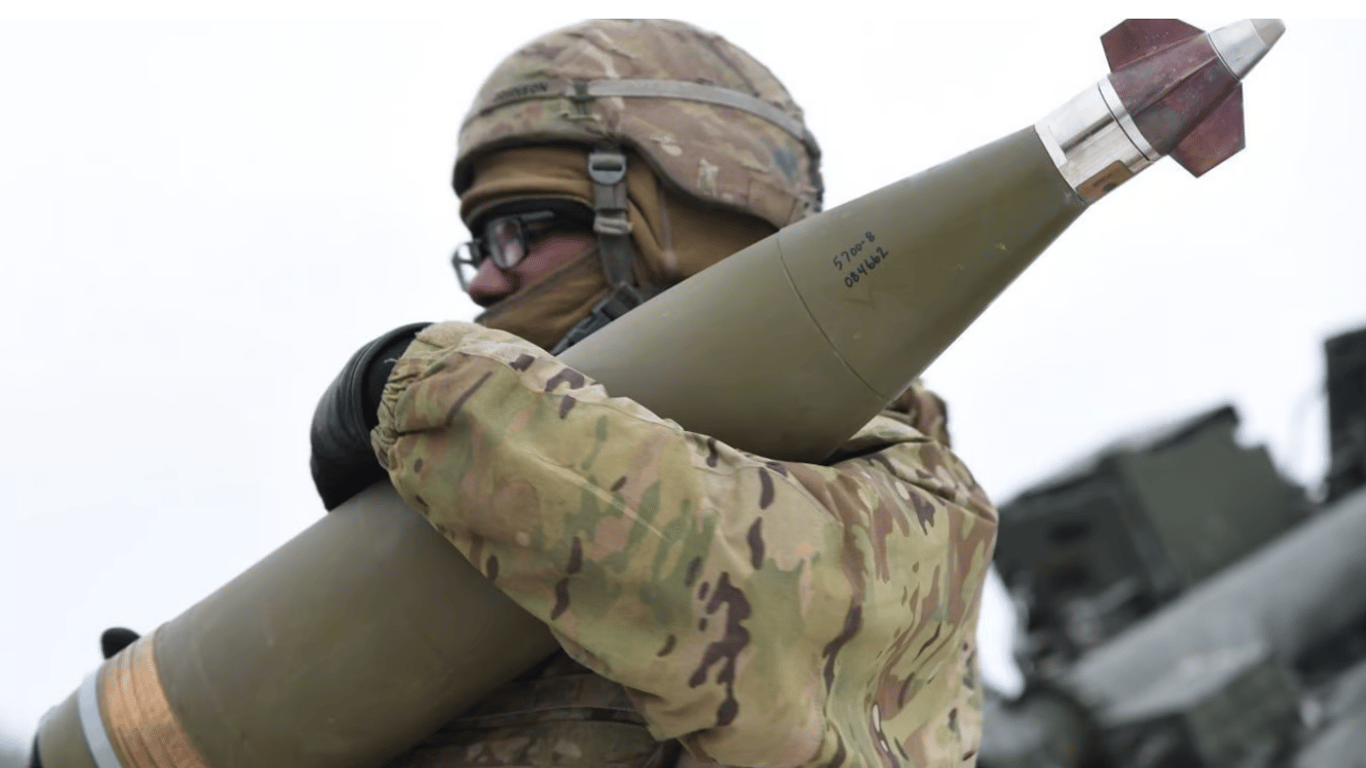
[79,632,209,768]
[77,672,124,768]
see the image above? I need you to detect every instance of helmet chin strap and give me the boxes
[549,148,656,354]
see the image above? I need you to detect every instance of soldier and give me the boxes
[309,19,997,768]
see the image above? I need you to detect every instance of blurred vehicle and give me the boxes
[981,324,1366,768]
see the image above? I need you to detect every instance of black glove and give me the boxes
[101,626,140,659]
[310,323,430,510]
[23,627,145,768]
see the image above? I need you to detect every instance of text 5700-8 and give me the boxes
[832,231,877,271]
[844,246,890,288]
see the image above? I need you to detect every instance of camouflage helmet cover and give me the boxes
[455,19,823,229]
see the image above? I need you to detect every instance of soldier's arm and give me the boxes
[372,321,997,767]
[888,378,953,447]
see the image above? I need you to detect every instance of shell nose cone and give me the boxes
[1210,18,1286,80]
[1252,19,1286,49]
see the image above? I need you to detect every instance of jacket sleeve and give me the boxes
[371,322,998,768]
[888,379,953,447]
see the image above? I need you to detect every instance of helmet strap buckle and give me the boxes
[548,283,654,355]
[588,148,639,292]
[545,147,663,354]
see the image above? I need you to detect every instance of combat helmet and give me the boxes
[453,18,823,352]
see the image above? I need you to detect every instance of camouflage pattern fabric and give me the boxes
[372,322,997,767]
[454,20,823,230]
[380,652,675,768]
[892,381,952,449]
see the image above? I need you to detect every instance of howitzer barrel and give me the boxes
[1294,712,1366,768]
[1064,488,1366,716]
[33,18,1282,767]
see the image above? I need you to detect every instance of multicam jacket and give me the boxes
[371,322,997,768]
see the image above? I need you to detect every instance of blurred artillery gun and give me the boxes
[980,324,1366,768]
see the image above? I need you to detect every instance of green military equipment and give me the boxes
[995,406,1308,670]
[1325,326,1366,502]
[980,326,1366,767]
[563,17,1284,462]
[977,686,1099,768]
[562,127,1085,462]
[1099,643,1301,768]
[32,17,1283,768]
[33,483,558,768]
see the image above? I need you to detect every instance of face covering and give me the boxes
[472,245,611,351]
[460,146,779,349]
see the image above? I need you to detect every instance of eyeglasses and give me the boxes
[452,203,594,291]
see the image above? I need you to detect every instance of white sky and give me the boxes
[2,7,1364,747]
